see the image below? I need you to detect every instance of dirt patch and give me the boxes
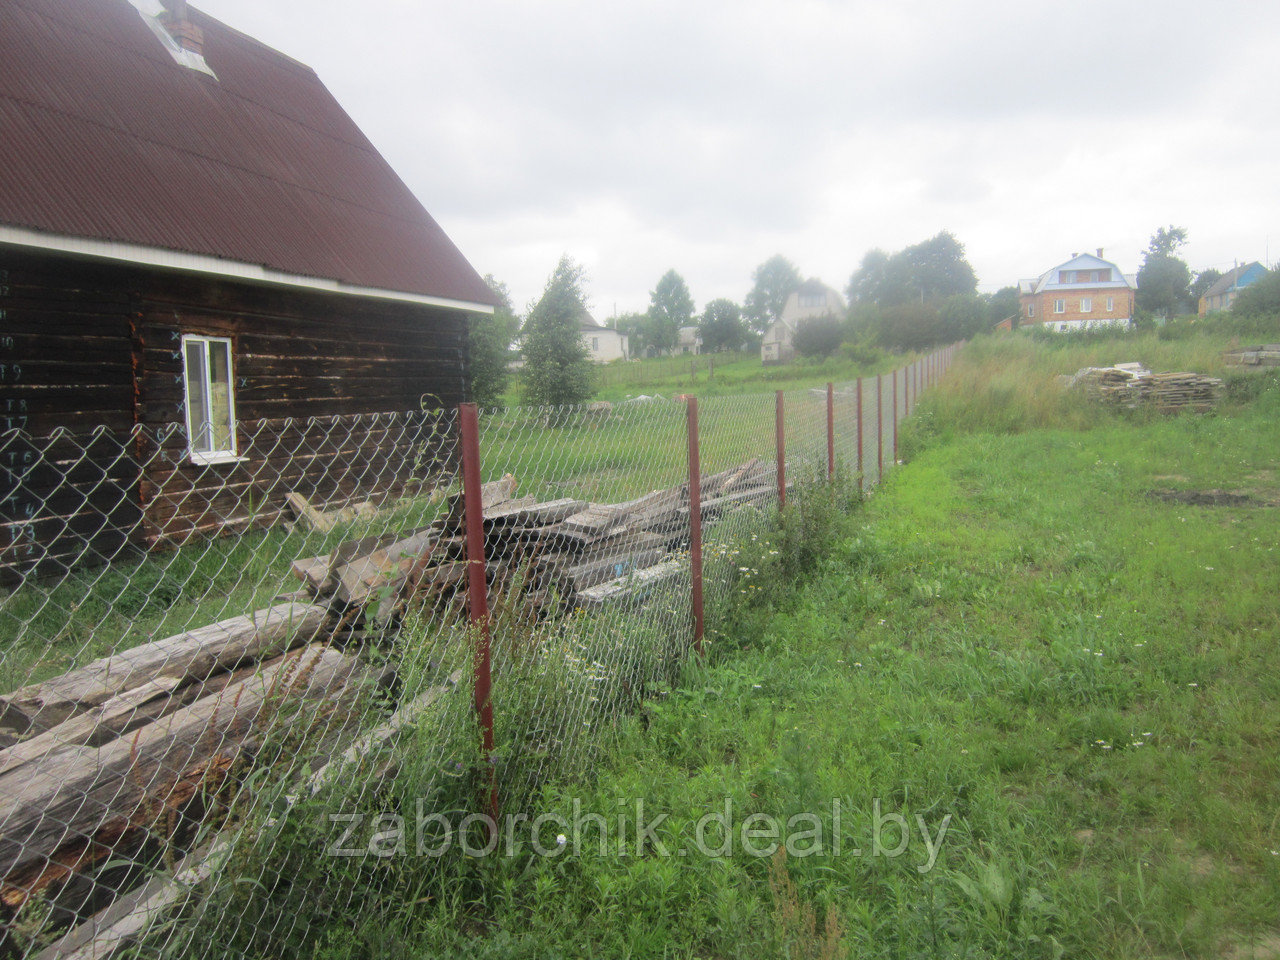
[1148,489,1265,508]
[1223,932,1280,960]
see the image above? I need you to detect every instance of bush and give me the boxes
[792,315,843,358]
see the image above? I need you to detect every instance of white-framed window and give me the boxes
[1106,296,1115,312]
[1053,299,1065,314]
[181,335,239,464]
[798,292,826,308]
[1080,297,1092,312]
[591,336,599,351]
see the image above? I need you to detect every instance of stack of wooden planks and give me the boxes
[288,458,779,631]
[1223,344,1280,367]
[0,456,780,953]
[1143,371,1223,411]
[1067,364,1222,411]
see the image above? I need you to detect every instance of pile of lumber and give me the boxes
[1066,363,1222,410]
[1223,344,1280,367]
[289,459,780,632]
[1142,371,1223,411]
[0,604,369,938]
[0,456,779,953]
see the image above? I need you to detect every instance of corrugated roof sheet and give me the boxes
[0,0,495,306]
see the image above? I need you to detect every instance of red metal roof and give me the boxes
[0,0,495,307]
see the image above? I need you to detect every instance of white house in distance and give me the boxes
[1018,250,1137,332]
[581,315,629,362]
[761,280,847,365]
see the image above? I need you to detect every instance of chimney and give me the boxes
[1096,247,1104,258]
[159,0,203,55]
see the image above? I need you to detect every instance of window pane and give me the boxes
[185,340,211,453]
[208,340,234,453]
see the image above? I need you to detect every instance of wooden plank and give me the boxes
[0,644,360,880]
[576,559,686,610]
[0,602,328,736]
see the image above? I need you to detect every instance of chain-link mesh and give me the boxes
[0,346,959,958]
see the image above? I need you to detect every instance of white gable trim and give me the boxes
[0,224,494,314]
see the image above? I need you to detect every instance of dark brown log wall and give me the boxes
[1,245,470,581]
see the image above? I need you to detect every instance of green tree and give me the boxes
[613,311,650,357]
[744,255,801,335]
[847,232,977,307]
[792,315,843,358]
[1136,226,1192,317]
[646,270,695,354]
[698,298,746,353]
[1231,267,1280,317]
[521,256,594,406]
[986,286,1021,327]
[846,249,890,305]
[467,274,520,408]
[1189,268,1223,303]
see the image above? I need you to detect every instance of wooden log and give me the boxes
[0,603,329,737]
[34,668,465,960]
[32,834,235,960]
[0,660,275,778]
[0,644,360,880]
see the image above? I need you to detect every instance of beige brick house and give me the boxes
[1018,250,1137,332]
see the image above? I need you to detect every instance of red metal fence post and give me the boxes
[892,367,899,465]
[855,377,864,490]
[876,375,883,483]
[775,390,786,508]
[459,402,498,824]
[687,397,704,655]
[826,381,835,482]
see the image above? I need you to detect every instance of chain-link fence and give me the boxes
[0,344,959,958]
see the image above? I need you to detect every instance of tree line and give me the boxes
[470,227,1277,407]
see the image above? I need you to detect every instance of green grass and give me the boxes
[506,348,898,405]
[292,334,1279,959]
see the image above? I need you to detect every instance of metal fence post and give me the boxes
[892,367,899,465]
[876,375,883,483]
[826,381,835,482]
[459,402,498,824]
[855,377,864,490]
[687,397,704,655]
[775,390,786,508]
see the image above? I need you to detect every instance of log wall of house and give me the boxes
[1,245,470,582]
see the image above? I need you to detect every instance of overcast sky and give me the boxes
[197,0,1280,318]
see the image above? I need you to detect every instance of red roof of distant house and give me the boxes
[0,0,495,308]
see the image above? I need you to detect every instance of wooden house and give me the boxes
[0,0,494,579]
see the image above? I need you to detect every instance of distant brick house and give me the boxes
[761,280,846,365]
[1198,262,1267,315]
[1018,251,1136,332]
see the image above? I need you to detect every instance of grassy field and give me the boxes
[505,348,899,404]
[334,331,1280,959]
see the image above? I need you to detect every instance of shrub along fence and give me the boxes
[0,344,959,958]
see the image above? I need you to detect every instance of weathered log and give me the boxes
[0,659,277,778]
[34,669,465,960]
[0,644,359,880]
[0,603,329,736]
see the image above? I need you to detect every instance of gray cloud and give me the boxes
[198,0,1280,313]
